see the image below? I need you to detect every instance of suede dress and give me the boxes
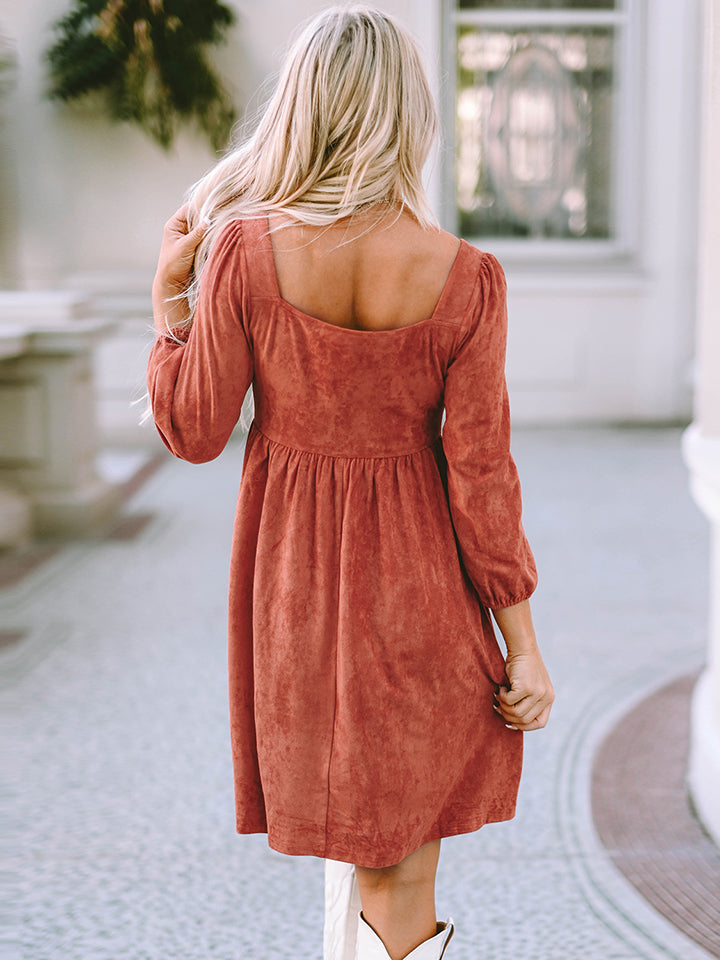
[146,215,538,869]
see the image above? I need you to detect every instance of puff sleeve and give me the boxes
[146,219,252,463]
[440,252,537,610]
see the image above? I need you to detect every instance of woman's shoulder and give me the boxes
[426,224,462,258]
[204,215,271,274]
[402,221,502,282]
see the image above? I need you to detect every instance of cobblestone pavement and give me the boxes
[4,426,717,960]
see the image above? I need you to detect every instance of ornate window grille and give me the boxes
[443,0,638,252]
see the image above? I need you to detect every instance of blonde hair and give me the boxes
[145,4,439,430]
[182,3,438,324]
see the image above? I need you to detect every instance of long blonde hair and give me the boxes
[146,5,439,431]
[182,3,439,325]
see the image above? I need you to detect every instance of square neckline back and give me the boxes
[263,214,469,336]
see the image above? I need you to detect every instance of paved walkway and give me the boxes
[4,426,717,960]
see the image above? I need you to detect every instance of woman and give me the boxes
[147,6,554,960]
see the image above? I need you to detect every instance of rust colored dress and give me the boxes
[146,215,537,869]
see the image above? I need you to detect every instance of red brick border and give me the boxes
[591,672,720,958]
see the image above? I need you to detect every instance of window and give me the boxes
[443,0,639,252]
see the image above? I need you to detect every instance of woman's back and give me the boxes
[205,216,487,461]
[269,208,462,331]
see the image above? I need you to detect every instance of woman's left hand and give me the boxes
[493,648,554,732]
[154,204,209,293]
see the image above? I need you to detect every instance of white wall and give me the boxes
[4,0,435,289]
[498,0,702,424]
[4,0,269,288]
[2,0,703,435]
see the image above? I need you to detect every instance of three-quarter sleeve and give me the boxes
[440,252,537,610]
[146,219,252,463]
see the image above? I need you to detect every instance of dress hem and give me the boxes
[234,799,518,868]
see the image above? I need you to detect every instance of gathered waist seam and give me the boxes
[251,422,441,462]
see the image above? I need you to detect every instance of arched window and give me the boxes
[443,0,640,256]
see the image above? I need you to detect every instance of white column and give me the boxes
[0,31,20,287]
[0,328,32,547]
[0,293,122,538]
[682,0,720,846]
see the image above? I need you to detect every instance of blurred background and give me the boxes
[3,2,720,959]
[0,0,707,438]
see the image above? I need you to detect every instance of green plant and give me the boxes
[45,0,237,150]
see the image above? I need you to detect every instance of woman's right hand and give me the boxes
[152,204,210,335]
[154,204,209,293]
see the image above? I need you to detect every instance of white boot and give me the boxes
[354,911,455,960]
[324,858,363,960]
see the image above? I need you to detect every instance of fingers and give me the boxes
[492,686,554,732]
[496,684,537,718]
[506,703,552,732]
[492,695,539,727]
[164,204,188,236]
[496,684,526,706]
[188,219,211,244]
[159,210,211,268]
[164,204,210,243]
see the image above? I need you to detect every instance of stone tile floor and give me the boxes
[3,425,718,960]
